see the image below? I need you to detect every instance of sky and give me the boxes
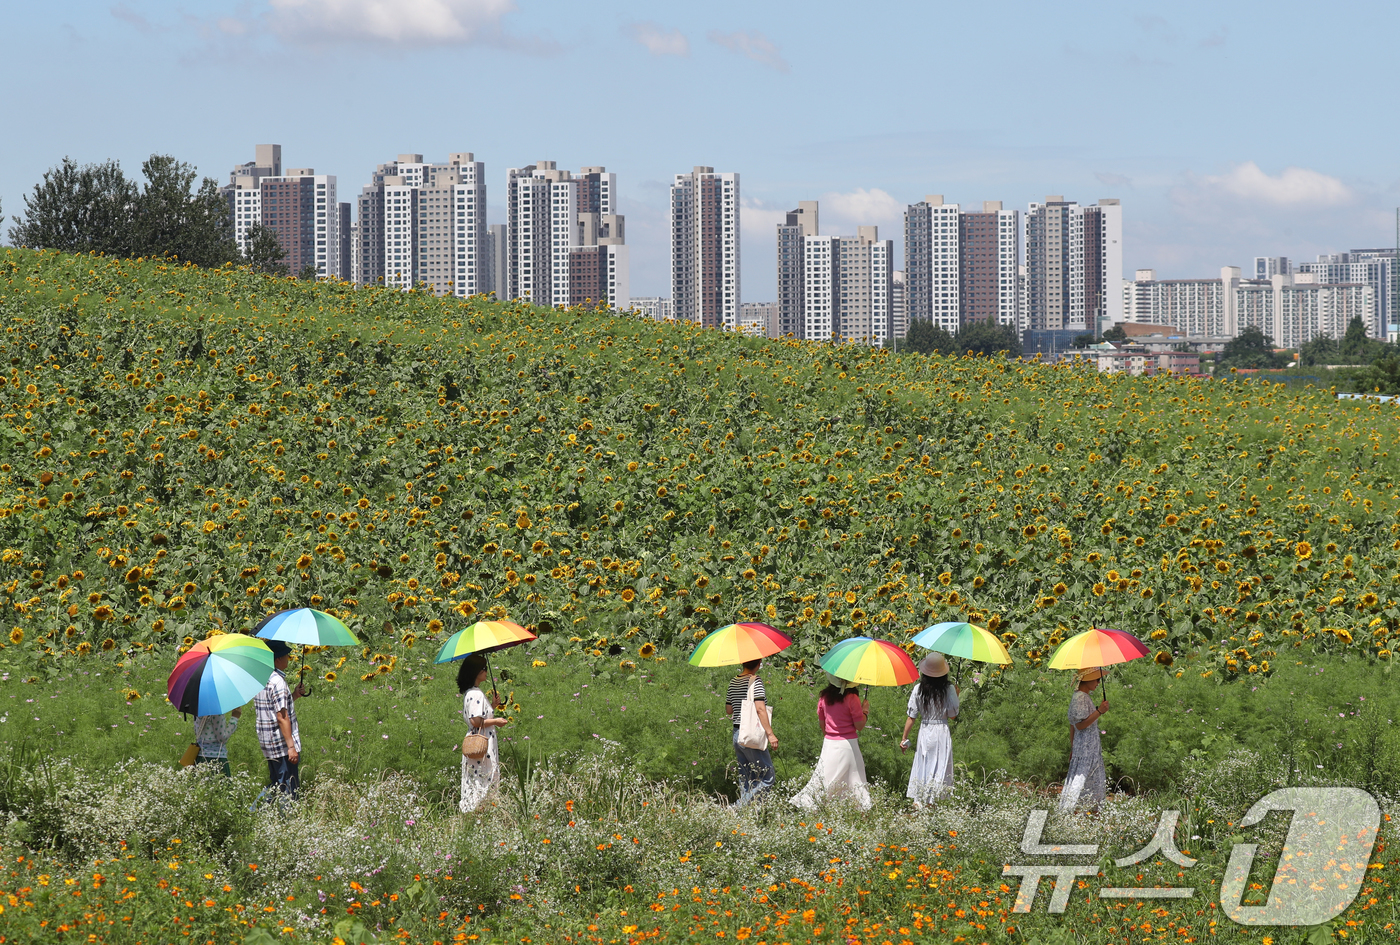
[4,1,1399,299]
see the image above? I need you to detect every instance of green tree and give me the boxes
[297,263,321,281]
[7,157,137,256]
[1071,332,1097,349]
[1354,356,1400,395]
[1218,326,1286,369]
[953,319,1022,358]
[243,224,289,276]
[131,155,237,267]
[903,318,955,355]
[1298,334,1338,367]
[1101,324,1127,343]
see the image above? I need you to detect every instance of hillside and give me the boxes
[2,247,1399,678]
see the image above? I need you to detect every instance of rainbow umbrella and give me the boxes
[1047,627,1149,697]
[253,607,359,646]
[910,622,1011,665]
[167,633,275,716]
[689,623,793,667]
[819,637,919,687]
[433,620,537,664]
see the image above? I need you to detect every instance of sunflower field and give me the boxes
[2,248,1398,680]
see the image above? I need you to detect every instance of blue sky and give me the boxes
[4,1,1398,299]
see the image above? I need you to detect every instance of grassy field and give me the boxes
[2,247,1400,943]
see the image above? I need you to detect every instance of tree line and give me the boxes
[6,155,296,276]
[900,318,1022,358]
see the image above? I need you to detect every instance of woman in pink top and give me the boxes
[790,673,872,810]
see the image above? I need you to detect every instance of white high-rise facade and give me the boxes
[777,201,818,338]
[1298,250,1394,339]
[505,162,623,308]
[1025,196,1122,332]
[1236,274,1374,348]
[671,167,740,329]
[801,226,893,345]
[904,197,1020,335]
[1125,268,1238,337]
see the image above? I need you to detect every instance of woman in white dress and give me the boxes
[1058,667,1109,813]
[900,652,960,808]
[457,655,510,813]
[790,673,872,811]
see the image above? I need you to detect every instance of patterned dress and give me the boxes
[1058,690,1106,812]
[459,687,499,813]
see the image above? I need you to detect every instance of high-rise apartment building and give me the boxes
[777,201,818,338]
[505,162,624,308]
[801,226,894,345]
[891,269,907,341]
[904,197,1020,335]
[1253,256,1291,279]
[1024,196,1122,332]
[671,167,740,328]
[355,153,486,296]
[1235,273,1373,347]
[1124,268,1239,337]
[482,224,508,298]
[223,144,282,258]
[1298,250,1395,338]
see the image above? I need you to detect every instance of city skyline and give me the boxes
[5,2,1400,302]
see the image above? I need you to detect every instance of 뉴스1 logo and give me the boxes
[1002,787,1381,927]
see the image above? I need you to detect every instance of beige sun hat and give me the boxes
[1074,666,1106,684]
[919,652,949,678]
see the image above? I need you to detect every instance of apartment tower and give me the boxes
[802,226,894,345]
[904,197,1020,335]
[777,201,818,338]
[671,167,741,329]
[1024,197,1122,332]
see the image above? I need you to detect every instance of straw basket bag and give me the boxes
[461,724,489,761]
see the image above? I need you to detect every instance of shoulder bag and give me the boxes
[736,676,769,751]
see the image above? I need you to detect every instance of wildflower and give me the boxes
[532,660,548,668]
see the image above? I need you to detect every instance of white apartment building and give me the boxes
[1298,250,1394,338]
[359,153,486,296]
[671,166,740,329]
[777,201,818,338]
[224,144,281,257]
[802,227,894,345]
[1124,268,1238,338]
[505,162,621,308]
[1025,196,1122,332]
[1235,273,1374,348]
[630,297,674,320]
[891,269,907,341]
[904,197,1020,336]
[483,224,508,299]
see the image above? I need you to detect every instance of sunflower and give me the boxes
[1360,592,1380,608]
[100,637,116,651]
[639,642,656,658]
[620,588,636,603]
[324,672,337,682]
[1154,650,1174,666]
[93,605,115,622]
[1052,582,1068,596]
[1092,583,1107,597]
[7,628,22,645]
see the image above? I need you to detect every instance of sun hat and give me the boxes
[919,652,949,678]
[824,672,851,692]
[265,639,293,659]
[1074,666,1105,684]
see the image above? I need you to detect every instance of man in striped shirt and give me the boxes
[253,640,305,797]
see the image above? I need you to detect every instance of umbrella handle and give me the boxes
[297,662,312,698]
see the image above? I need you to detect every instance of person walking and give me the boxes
[253,640,305,798]
[900,652,959,808]
[791,673,871,811]
[725,658,779,807]
[458,655,510,813]
[1058,667,1110,813]
[192,707,242,776]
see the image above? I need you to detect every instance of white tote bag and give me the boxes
[736,675,769,751]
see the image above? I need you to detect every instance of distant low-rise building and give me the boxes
[1089,341,1199,376]
[739,301,778,337]
[630,297,674,320]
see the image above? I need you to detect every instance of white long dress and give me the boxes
[1058,690,1106,812]
[906,684,960,804]
[459,687,499,813]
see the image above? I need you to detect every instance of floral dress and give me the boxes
[459,687,498,813]
[1058,690,1106,812]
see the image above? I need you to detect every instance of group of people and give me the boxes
[721,654,1110,813]
[188,643,1112,815]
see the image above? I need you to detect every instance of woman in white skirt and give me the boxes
[900,652,960,808]
[791,673,872,811]
[457,655,510,813]
[1058,666,1109,813]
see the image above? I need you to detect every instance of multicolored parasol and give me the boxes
[910,621,1012,665]
[167,633,275,716]
[433,620,537,664]
[253,607,360,647]
[819,636,919,687]
[688,622,793,667]
[1046,627,1149,671]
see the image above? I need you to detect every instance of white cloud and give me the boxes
[1204,162,1352,207]
[628,22,688,57]
[268,0,514,46]
[707,30,788,73]
[819,187,902,230]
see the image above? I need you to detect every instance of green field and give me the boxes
[2,248,1399,944]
